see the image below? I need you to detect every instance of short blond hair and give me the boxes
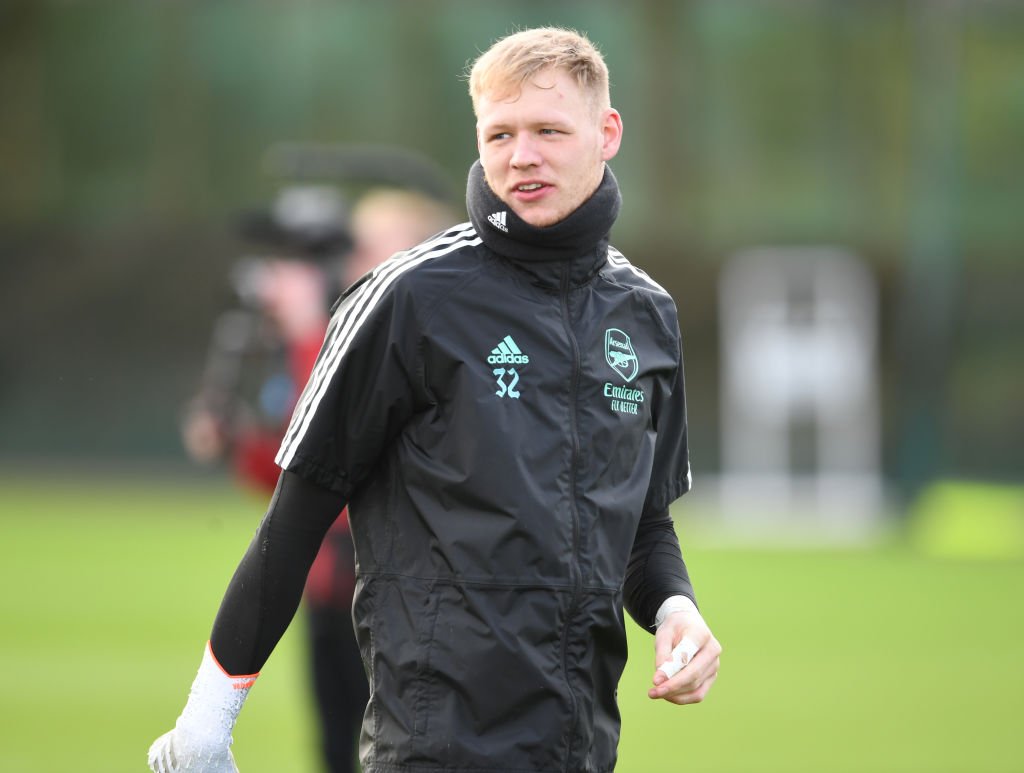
[467,27,610,115]
[351,188,453,241]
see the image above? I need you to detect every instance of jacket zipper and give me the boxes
[558,263,583,772]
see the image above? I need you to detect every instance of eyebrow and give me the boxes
[480,115,575,133]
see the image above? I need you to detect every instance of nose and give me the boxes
[509,133,542,169]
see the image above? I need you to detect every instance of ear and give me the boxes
[476,123,482,155]
[599,109,623,162]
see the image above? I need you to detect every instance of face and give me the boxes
[346,208,426,284]
[476,67,623,227]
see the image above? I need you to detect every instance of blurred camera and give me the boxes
[229,184,355,308]
[238,184,354,258]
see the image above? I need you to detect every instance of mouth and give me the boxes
[511,181,552,201]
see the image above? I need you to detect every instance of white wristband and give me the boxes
[654,595,698,629]
[176,642,258,745]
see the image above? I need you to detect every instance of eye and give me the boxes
[489,132,511,142]
[539,128,561,136]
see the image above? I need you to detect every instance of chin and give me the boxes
[519,209,564,228]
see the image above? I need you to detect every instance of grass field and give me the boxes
[2,472,1022,772]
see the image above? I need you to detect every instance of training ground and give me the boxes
[1,472,1021,772]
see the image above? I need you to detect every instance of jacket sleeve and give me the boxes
[274,268,426,496]
[624,319,695,631]
[643,327,692,513]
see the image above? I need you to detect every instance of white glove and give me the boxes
[147,726,238,773]
[148,642,257,773]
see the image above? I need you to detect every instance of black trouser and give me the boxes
[305,601,369,773]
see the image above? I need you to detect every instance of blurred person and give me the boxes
[181,187,454,773]
[180,183,351,487]
[181,257,330,488]
[149,26,720,773]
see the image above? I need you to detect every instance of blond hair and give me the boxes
[351,188,453,241]
[467,27,610,115]
[343,188,456,284]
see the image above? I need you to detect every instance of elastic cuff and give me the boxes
[204,641,259,687]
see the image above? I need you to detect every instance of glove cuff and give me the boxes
[176,641,258,746]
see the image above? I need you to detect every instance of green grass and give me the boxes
[2,473,1022,772]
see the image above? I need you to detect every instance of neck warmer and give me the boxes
[465,160,622,265]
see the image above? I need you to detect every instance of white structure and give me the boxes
[718,247,883,538]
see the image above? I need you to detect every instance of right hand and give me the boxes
[147,726,239,773]
[149,642,255,772]
[180,408,229,465]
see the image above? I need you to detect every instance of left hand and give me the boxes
[649,598,721,705]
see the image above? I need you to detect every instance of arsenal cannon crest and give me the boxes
[605,328,639,382]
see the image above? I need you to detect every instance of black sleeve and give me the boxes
[209,470,346,675]
[623,504,696,633]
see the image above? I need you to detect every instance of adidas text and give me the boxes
[488,352,530,365]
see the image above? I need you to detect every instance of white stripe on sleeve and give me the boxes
[276,224,481,468]
[606,247,670,296]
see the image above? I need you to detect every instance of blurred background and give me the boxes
[1,1,1022,771]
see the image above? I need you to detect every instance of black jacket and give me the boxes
[275,163,693,772]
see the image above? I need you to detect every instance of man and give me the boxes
[148,27,720,773]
